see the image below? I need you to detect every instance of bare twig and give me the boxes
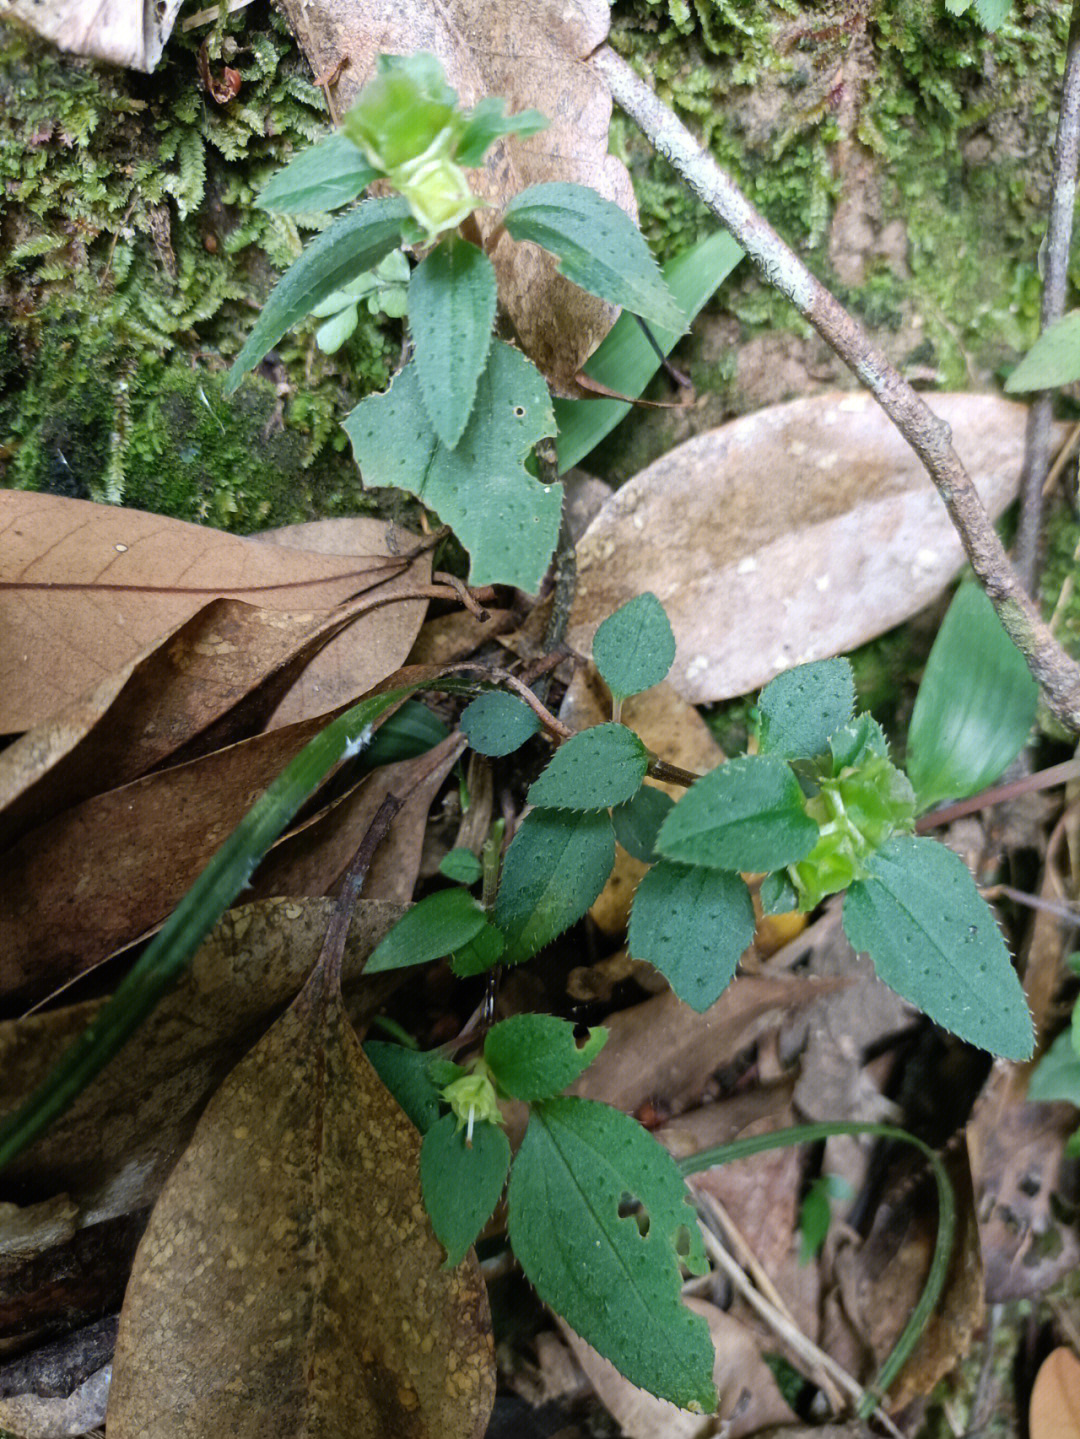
[590,44,1080,734]
[1015,0,1080,591]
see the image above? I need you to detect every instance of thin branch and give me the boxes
[590,44,1080,734]
[914,757,1080,832]
[1015,0,1080,591]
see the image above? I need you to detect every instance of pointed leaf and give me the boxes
[225,196,410,392]
[460,691,541,756]
[906,584,1037,810]
[842,835,1033,1058]
[527,723,649,811]
[1006,311,1080,393]
[502,182,685,332]
[656,754,818,873]
[363,1042,444,1134]
[421,1114,511,1267]
[366,888,491,974]
[494,809,615,965]
[1028,1030,1080,1105]
[409,237,498,448]
[483,1014,607,1101]
[592,593,677,700]
[343,344,560,590]
[107,966,495,1436]
[757,658,855,761]
[611,785,675,862]
[455,98,549,167]
[449,923,506,978]
[507,1098,715,1411]
[255,131,377,214]
[628,860,754,1012]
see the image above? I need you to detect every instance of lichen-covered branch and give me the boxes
[590,43,1080,734]
[1014,0,1080,592]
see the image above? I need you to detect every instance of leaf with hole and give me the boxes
[757,658,855,761]
[483,1014,607,1101]
[255,131,377,214]
[494,809,614,965]
[906,584,1037,811]
[343,344,560,590]
[460,692,540,756]
[527,724,649,811]
[507,1097,715,1410]
[628,860,754,1012]
[842,835,1033,1058]
[656,754,818,874]
[366,888,489,974]
[502,182,685,333]
[611,785,674,862]
[225,197,410,392]
[421,1114,511,1267]
[592,593,677,701]
[408,237,498,448]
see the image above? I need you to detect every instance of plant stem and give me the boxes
[590,44,1080,735]
[1015,0,1080,592]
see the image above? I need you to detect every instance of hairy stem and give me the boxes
[1015,0,1080,591]
[590,44,1080,734]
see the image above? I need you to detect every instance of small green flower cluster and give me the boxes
[341,53,545,240]
[789,717,916,910]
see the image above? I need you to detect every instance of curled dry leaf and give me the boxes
[1031,1348,1080,1439]
[0,0,185,69]
[276,0,634,393]
[569,393,1054,703]
[0,494,426,732]
[107,956,495,1438]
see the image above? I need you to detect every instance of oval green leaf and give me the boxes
[611,784,675,862]
[256,131,377,215]
[494,809,614,965]
[628,860,754,1012]
[527,723,649,811]
[656,754,818,873]
[483,1014,607,1101]
[756,658,855,761]
[408,236,498,448]
[592,593,677,700]
[1005,310,1080,392]
[461,691,541,757]
[366,887,488,974]
[507,1098,715,1411]
[502,181,685,333]
[842,835,1033,1059]
[421,1114,511,1267]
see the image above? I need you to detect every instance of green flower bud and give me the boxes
[441,1065,503,1143]
[342,53,463,173]
[394,153,479,239]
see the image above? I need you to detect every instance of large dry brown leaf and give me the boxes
[0,494,420,732]
[106,955,495,1438]
[278,0,634,392]
[569,392,1053,702]
[0,690,416,1010]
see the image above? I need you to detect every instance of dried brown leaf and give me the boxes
[1031,1348,1080,1439]
[569,393,1055,702]
[107,958,494,1438]
[277,0,634,392]
[0,494,414,732]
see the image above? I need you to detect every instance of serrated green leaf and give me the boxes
[507,1098,715,1410]
[502,182,685,332]
[974,0,1011,29]
[366,887,488,973]
[421,1114,511,1266]
[255,131,377,214]
[592,593,676,700]
[757,659,855,761]
[555,230,743,472]
[842,836,1033,1059]
[484,1015,607,1101]
[439,848,484,884]
[225,196,410,392]
[456,98,549,167]
[449,922,505,977]
[494,809,615,965]
[656,754,818,873]
[1028,1029,1080,1104]
[363,1042,443,1134]
[408,236,498,448]
[760,870,798,914]
[612,785,675,862]
[460,691,541,756]
[527,724,649,811]
[906,584,1037,811]
[1005,310,1080,392]
[343,343,560,589]
[628,860,754,1012]
[829,713,888,772]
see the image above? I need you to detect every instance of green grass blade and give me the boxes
[554,230,742,473]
